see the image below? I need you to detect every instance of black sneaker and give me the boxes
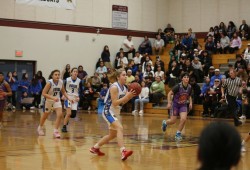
[61,125,68,133]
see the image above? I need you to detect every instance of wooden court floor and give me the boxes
[0,109,250,170]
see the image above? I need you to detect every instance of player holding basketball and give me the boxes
[37,70,73,138]
[90,68,136,160]
[162,72,192,141]
[61,68,82,132]
[0,72,12,129]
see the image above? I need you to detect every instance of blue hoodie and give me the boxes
[19,80,30,93]
[201,83,210,95]
[29,81,42,94]
[5,77,19,91]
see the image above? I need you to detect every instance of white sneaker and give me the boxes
[37,127,45,136]
[139,110,143,116]
[30,106,35,110]
[53,131,61,138]
[242,144,246,152]
[12,106,16,110]
[88,106,91,111]
[22,106,26,110]
[239,115,246,119]
[132,110,138,116]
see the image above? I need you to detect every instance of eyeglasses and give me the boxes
[215,81,220,82]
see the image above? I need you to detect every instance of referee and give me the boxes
[221,70,242,126]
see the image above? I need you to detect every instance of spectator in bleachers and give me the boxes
[37,70,46,108]
[164,24,175,44]
[5,72,18,110]
[172,40,183,58]
[117,52,128,68]
[142,56,153,73]
[29,74,42,109]
[224,64,234,78]
[234,54,247,70]
[239,19,249,40]
[114,48,123,68]
[178,54,186,72]
[190,78,202,104]
[91,72,102,92]
[132,81,149,116]
[133,51,142,66]
[192,39,202,51]
[208,66,215,78]
[213,26,221,45]
[154,65,165,82]
[192,49,200,61]
[229,33,242,54]
[182,59,194,78]
[210,69,223,86]
[199,50,212,77]
[219,22,227,33]
[143,65,154,78]
[19,73,30,93]
[182,33,193,50]
[97,83,108,111]
[153,34,164,55]
[149,76,166,106]
[218,32,230,54]
[227,21,237,39]
[117,60,126,70]
[148,72,155,82]
[101,73,110,88]
[107,68,116,84]
[154,56,165,72]
[101,45,111,69]
[96,61,107,78]
[135,70,143,81]
[192,57,204,83]
[205,35,216,54]
[95,58,103,69]
[12,71,18,81]
[188,28,196,40]
[200,77,211,116]
[77,65,88,85]
[138,36,152,55]
[126,69,135,86]
[132,74,142,85]
[206,27,214,39]
[166,60,180,88]
[236,66,248,82]
[83,82,94,111]
[126,60,138,76]
[243,43,250,63]
[156,28,167,46]
[221,75,227,85]
[144,76,152,89]
[123,35,136,60]
[61,64,70,81]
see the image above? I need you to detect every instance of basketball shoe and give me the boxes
[89,147,105,156]
[37,126,45,136]
[61,125,68,133]
[162,120,167,132]
[175,132,182,141]
[53,131,60,138]
[121,150,133,161]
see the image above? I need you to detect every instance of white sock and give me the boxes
[242,140,245,145]
[120,147,126,153]
[54,129,58,133]
[94,143,100,149]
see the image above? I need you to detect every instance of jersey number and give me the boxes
[53,92,58,96]
[72,88,74,93]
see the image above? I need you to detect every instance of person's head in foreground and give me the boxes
[198,121,241,170]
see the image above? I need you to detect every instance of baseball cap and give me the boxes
[215,69,220,72]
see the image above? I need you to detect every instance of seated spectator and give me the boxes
[83,82,95,110]
[101,73,110,88]
[77,65,88,85]
[138,36,152,55]
[200,77,211,116]
[203,78,222,117]
[29,74,42,109]
[188,28,196,40]
[239,19,249,40]
[96,61,107,78]
[243,43,250,63]
[164,23,175,43]
[229,33,242,54]
[97,83,108,112]
[192,39,201,51]
[95,58,103,69]
[132,81,149,116]
[218,32,230,54]
[125,70,135,85]
[153,34,165,55]
[131,75,142,84]
[142,56,153,73]
[133,51,142,66]
[205,36,216,54]
[208,66,215,78]
[126,60,138,76]
[234,54,247,70]
[123,35,136,59]
[210,69,223,86]
[172,40,183,58]
[143,65,155,78]
[117,53,128,68]
[227,21,237,39]
[190,78,201,104]
[149,76,166,106]
[154,56,165,72]
[182,33,193,50]
[206,27,214,40]
[166,60,180,88]
[154,65,165,82]
[224,64,234,78]
[20,92,33,110]
[156,28,166,45]
[101,45,111,68]
[192,57,204,83]
[236,66,248,81]
[91,73,102,92]
[182,59,194,78]
[198,122,241,170]
[144,76,152,88]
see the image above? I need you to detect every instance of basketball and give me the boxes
[129,82,142,96]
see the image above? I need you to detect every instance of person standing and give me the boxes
[61,68,82,133]
[37,70,73,138]
[221,70,242,126]
[90,69,135,161]
[0,72,12,129]
[162,72,192,141]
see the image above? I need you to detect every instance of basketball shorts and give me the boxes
[170,103,188,116]
[0,100,5,112]
[64,99,78,110]
[102,109,121,130]
[44,100,62,112]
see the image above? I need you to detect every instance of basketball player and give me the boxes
[90,68,135,161]
[0,72,12,129]
[162,72,192,141]
[37,70,73,138]
[61,68,82,132]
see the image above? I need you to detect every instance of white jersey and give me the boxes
[47,79,63,101]
[104,82,127,115]
[65,77,81,97]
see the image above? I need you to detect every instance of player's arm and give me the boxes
[189,95,193,110]
[61,85,74,103]
[4,83,12,96]
[42,82,57,101]
[167,90,174,109]
[110,86,134,107]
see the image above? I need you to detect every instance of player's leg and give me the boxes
[162,105,178,132]
[0,100,5,128]
[37,101,52,135]
[242,132,250,152]
[62,99,72,132]
[175,110,188,141]
[53,106,63,138]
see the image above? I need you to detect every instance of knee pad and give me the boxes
[70,110,77,118]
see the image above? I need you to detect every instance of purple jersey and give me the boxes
[172,83,192,105]
[0,80,7,101]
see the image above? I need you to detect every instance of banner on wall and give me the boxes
[112,5,128,29]
[16,0,76,10]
